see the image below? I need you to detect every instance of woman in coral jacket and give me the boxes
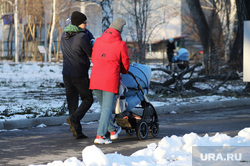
[90,17,130,144]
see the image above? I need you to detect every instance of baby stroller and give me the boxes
[172,48,189,70]
[114,63,159,140]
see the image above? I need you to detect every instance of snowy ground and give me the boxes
[0,62,66,121]
[0,62,247,121]
[1,62,250,166]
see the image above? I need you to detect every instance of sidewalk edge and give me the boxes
[1,98,250,130]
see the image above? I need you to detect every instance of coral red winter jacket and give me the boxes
[90,28,130,94]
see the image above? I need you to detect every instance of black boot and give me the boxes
[74,121,88,139]
[67,117,88,139]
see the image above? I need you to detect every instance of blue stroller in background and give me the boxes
[115,63,159,140]
[172,48,189,70]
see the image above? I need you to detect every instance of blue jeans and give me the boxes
[93,90,116,136]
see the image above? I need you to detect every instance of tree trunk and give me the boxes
[229,0,250,71]
[56,22,63,62]
[186,0,210,74]
[30,23,36,61]
[48,0,56,63]
[7,24,13,59]
[20,27,29,61]
[38,21,43,61]
[10,29,14,60]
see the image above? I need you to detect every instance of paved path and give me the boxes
[0,105,250,166]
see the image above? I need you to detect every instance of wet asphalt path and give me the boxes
[0,106,250,166]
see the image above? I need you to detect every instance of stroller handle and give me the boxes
[127,71,143,92]
[127,71,149,102]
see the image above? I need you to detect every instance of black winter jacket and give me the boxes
[61,24,93,78]
[167,42,175,54]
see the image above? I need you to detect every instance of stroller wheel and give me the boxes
[150,123,159,137]
[136,120,149,140]
[126,129,135,136]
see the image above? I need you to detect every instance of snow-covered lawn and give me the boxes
[0,62,246,121]
[0,62,67,120]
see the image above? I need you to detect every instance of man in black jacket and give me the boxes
[61,11,93,139]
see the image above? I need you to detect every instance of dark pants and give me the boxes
[167,52,174,63]
[63,75,93,122]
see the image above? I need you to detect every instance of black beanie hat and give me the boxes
[71,11,87,26]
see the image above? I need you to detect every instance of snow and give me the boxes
[0,62,65,121]
[28,128,250,166]
[0,62,246,121]
[1,62,249,166]
[36,123,47,128]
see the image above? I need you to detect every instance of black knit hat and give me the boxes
[71,11,87,26]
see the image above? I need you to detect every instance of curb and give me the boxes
[1,98,250,130]
[0,112,101,130]
[156,98,250,114]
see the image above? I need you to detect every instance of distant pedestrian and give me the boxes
[166,38,175,69]
[60,11,93,139]
[90,17,130,144]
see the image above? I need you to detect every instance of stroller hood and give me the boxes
[173,48,189,62]
[121,63,151,90]
[120,63,151,111]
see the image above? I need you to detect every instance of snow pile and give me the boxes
[29,127,250,166]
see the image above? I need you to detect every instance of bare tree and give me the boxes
[185,0,237,75]
[81,0,113,32]
[117,0,179,63]
[0,0,18,60]
[186,0,211,74]
[217,0,236,62]
[46,0,79,62]
[48,0,56,62]
[100,0,113,32]
[15,0,44,61]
